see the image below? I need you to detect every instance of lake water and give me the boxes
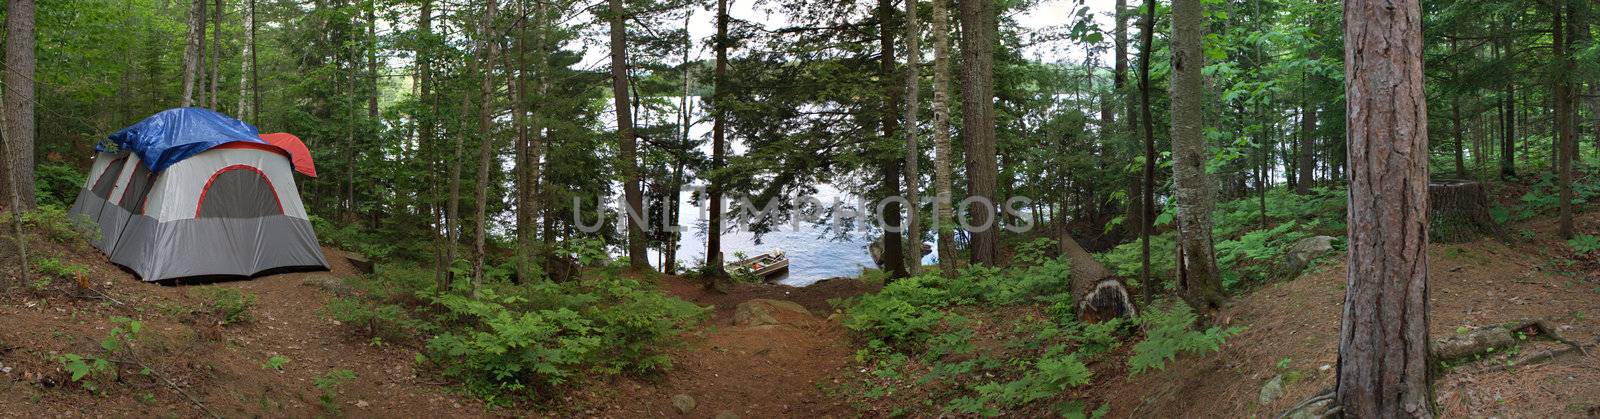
[641,184,939,286]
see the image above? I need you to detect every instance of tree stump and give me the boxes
[1428,180,1502,243]
[344,252,374,274]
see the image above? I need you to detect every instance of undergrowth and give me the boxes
[839,238,1241,416]
[325,261,706,407]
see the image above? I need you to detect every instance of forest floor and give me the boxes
[1093,211,1600,417]
[3,211,1599,417]
[0,244,487,417]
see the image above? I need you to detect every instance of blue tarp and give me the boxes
[103,108,263,173]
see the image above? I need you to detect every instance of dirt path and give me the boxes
[577,276,875,417]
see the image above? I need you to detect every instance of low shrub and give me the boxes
[194,287,256,325]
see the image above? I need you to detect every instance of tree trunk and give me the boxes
[238,0,254,119]
[1556,3,1577,239]
[3,0,37,211]
[1298,102,1317,194]
[1429,180,1502,243]
[1137,0,1157,305]
[705,0,730,284]
[1499,30,1517,180]
[514,0,546,282]
[417,0,449,291]
[182,0,204,107]
[2,54,27,289]
[901,0,923,276]
[959,0,999,266]
[929,0,957,278]
[210,0,221,110]
[197,0,207,107]
[1337,0,1434,415]
[472,0,501,293]
[1169,0,1224,313]
[608,0,648,272]
[878,0,908,280]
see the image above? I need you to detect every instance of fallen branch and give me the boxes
[1432,319,1586,361]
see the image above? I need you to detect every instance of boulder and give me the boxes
[1281,236,1337,275]
[671,394,696,415]
[1258,374,1286,405]
[732,299,813,327]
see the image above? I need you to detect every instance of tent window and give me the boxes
[91,156,127,199]
[196,165,283,218]
[117,162,155,213]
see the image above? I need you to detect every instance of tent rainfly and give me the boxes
[68,107,328,281]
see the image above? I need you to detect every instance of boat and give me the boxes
[725,249,789,280]
[869,240,933,267]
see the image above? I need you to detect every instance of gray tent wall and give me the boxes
[68,147,328,281]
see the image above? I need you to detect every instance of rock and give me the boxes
[1281,236,1337,275]
[732,299,814,327]
[301,273,356,297]
[345,252,374,274]
[713,410,740,419]
[671,394,696,415]
[1259,374,1286,405]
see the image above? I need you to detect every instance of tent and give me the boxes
[67,108,328,281]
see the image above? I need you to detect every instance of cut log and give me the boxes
[1061,233,1138,322]
[1428,180,1503,243]
[344,252,374,274]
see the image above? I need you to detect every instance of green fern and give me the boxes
[1128,302,1245,374]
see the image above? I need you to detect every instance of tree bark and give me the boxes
[1499,20,1517,180]
[1555,3,1577,239]
[959,0,999,266]
[514,0,546,282]
[1297,101,1317,194]
[1337,0,1434,416]
[210,0,221,110]
[878,0,909,280]
[1137,0,1157,305]
[929,0,957,278]
[3,0,37,211]
[2,50,27,289]
[238,0,254,119]
[705,0,730,284]
[901,0,923,276]
[1169,0,1224,313]
[472,0,501,293]
[608,0,649,271]
[182,0,204,107]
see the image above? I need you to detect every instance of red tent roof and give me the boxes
[258,133,317,177]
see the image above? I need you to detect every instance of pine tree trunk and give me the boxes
[514,0,544,282]
[878,0,909,280]
[197,0,207,107]
[959,0,999,266]
[929,0,957,278]
[901,0,923,276]
[1337,0,1434,415]
[182,0,204,107]
[472,0,501,293]
[1499,30,1518,180]
[1556,3,1578,239]
[1169,0,1224,313]
[1298,101,1317,194]
[705,0,730,284]
[608,0,649,272]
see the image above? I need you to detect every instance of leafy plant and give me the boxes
[314,369,357,414]
[194,287,256,325]
[1567,234,1600,256]
[1128,302,1245,374]
[55,316,144,394]
[262,355,290,371]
